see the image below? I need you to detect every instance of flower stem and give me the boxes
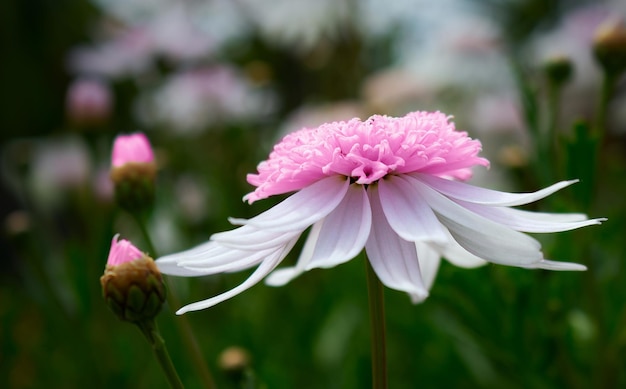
[133,213,217,389]
[365,257,387,389]
[137,319,185,389]
[133,213,158,258]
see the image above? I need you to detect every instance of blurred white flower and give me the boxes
[142,2,215,62]
[360,0,511,117]
[68,26,154,78]
[28,137,92,209]
[136,66,273,133]
[237,0,352,50]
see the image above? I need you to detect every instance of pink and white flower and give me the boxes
[157,111,604,314]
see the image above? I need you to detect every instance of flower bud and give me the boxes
[66,78,112,125]
[218,346,253,383]
[543,55,574,87]
[100,235,165,323]
[593,18,626,77]
[110,133,156,214]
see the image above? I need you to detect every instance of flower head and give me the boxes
[157,110,605,314]
[593,17,626,77]
[101,235,165,322]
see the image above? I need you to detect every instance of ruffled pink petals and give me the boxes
[245,111,489,202]
[365,185,429,303]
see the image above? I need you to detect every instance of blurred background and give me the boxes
[1,0,625,387]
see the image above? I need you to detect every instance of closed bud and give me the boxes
[100,235,165,323]
[593,18,626,77]
[110,133,156,214]
[543,55,574,87]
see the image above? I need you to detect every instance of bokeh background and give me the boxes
[2,0,626,387]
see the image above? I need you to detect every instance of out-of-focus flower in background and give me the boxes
[135,66,273,134]
[68,26,155,79]
[237,0,352,50]
[528,4,625,122]
[65,78,112,125]
[28,137,92,210]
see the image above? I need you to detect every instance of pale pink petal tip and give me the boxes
[107,234,144,266]
[111,132,155,167]
[244,111,489,203]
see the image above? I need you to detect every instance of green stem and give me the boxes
[138,319,185,389]
[365,257,387,389]
[167,281,218,389]
[595,72,616,141]
[133,213,158,258]
[133,213,217,389]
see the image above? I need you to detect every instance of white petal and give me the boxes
[181,245,282,274]
[413,173,578,206]
[304,184,371,270]
[520,259,587,271]
[265,221,323,286]
[378,175,448,243]
[175,239,297,314]
[407,177,543,266]
[415,242,441,292]
[453,201,606,233]
[431,228,488,268]
[156,259,211,277]
[229,176,349,232]
[212,224,301,250]
[365,185,428,302]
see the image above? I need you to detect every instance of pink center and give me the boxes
[245,111,489,203]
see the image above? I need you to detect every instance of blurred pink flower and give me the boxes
[111,133,154,167]
[107,234,144,267]
[158,111,604,314]
[65,78,112,124]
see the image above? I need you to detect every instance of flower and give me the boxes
[101,235,166,322]
[157,111,604,314]
[110,132,157,213]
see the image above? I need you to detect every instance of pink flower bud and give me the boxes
[101,235,165,323]
[111,133,155,168]
[110,133,157,214]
